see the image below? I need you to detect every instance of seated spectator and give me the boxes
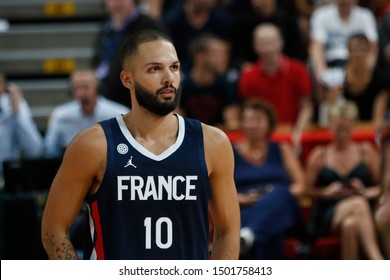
[342,33,389,129]
[375,126,390,259]
[44,69,129,158]
[205,33,241,130]
[179,33,239,128]
[0,73,43,187]
[231,0,307,69]
[238,23,313,150]
[305,102,383,259]
[309,0,378,81]
[234,99,305,259]
[162,0,233,73]
[92,0,166,107]
[317,67,346,127]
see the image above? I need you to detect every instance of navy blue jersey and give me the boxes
[86,114,211,259]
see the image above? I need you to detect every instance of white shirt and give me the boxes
[0,93,43,185]
[44,97,129,158]
[310,4,378,63]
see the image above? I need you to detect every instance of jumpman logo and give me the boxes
[124,156,137,168]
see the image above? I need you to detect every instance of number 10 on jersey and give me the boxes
[144,217,173,249]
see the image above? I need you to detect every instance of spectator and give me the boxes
[163,0,233,73]
[375,126,390,259]
[179,33,239,128]
[305,102,383,259]
[309,0,378,81]
[342,33,389,129]
[0,73,43,187]
[235,99,305,259]
[317,67,346,127]
[238,23,313,151]
[92,0,166,107]
[231,0,307,69]
[205,36,241,130]
[44,69,129,158]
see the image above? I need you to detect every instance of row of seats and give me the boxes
[0,0,106,132]
[0,0,105,21]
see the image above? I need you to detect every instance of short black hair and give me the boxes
[120,29,173,68]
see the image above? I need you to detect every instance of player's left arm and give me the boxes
[203,124,240,260]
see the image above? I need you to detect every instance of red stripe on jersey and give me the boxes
[91,200,105,259]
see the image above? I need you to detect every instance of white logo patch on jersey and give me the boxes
[117,143,129,154]
[124,156,137,168]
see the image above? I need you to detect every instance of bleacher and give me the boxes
[0,0,106,132]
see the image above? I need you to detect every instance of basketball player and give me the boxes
[41,30,240,260]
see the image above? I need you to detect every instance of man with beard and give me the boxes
[44,69,129,158]
[41,30,240,260]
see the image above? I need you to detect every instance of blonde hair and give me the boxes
[328,101,358,121]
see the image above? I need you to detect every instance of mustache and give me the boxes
[156,84,177,94]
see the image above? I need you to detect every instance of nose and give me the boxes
[162,69,174,85]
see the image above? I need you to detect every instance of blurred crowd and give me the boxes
[1,0,390,260]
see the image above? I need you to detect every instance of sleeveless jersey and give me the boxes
[86,114,211,259]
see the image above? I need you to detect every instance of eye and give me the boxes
[149,66,161,72]
[171,64,180,71]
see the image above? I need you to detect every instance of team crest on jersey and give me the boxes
[117,143,129,154]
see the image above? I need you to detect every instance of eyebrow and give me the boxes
[143,61,180,67]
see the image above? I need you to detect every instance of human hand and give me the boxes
[348,178,365,196]
[240,189,262,207]
[323,181,349,199]
[7,83,23,114]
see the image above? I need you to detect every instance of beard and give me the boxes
[134,81,179,116]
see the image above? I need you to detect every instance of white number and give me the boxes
[144,217,173,249]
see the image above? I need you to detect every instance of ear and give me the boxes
[120,70,133,90]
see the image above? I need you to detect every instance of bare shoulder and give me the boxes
[201,123,231,149]
[66,124,106,155]
[306,145,326,167]
[201,124,234,174]
[359,141,378,162]
[61,124,107,175]
[359,141,376,153]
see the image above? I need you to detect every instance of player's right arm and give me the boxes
[41,125,106,259]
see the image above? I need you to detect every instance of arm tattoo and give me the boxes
[42,233,79,260]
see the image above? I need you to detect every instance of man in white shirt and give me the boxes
[0,73,43,187]
[44,69,129,158]
[309,0,378,80]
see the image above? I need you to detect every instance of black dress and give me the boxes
[310,151,373,236]
[344,69,388,121]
